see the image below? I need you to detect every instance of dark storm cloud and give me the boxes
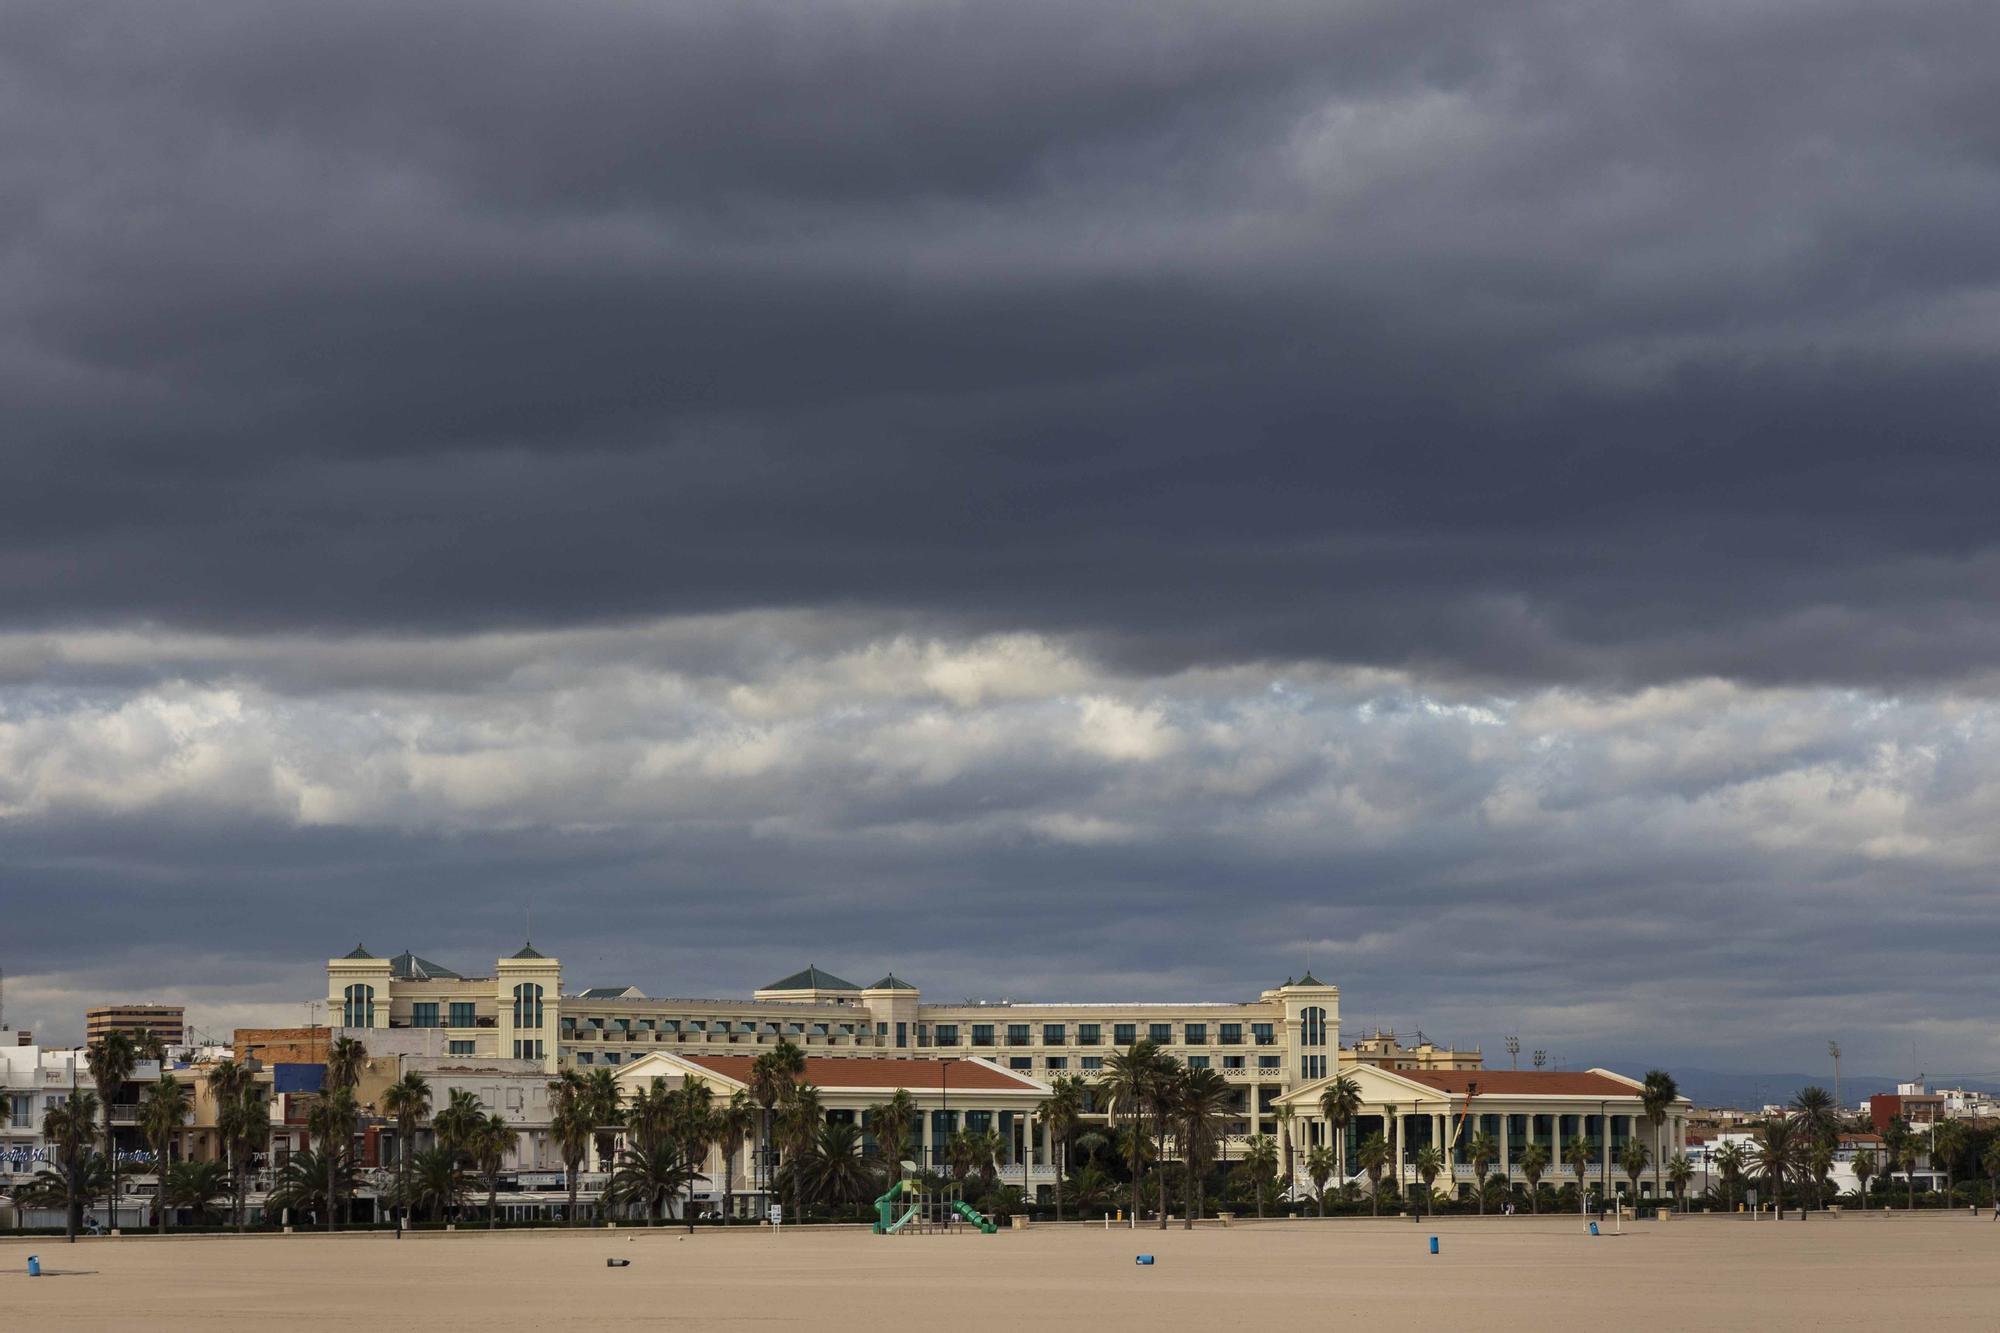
[5,0,1999,684]
[9,1,2000,1083]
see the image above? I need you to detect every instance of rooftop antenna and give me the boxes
[1506,1035,1520,1071]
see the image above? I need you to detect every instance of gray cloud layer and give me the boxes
[4,2,1999,1074]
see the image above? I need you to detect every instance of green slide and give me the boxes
[952,1201,997,1234]
[873,1185,904,1233]
[884,1205,920,1234]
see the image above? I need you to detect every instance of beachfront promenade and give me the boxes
[5,1213,1996,1332]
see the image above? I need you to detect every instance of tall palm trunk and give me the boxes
[488,1178,499,1229]
[325,1145,337,1232]
[105,1115,119,1234]
[1053,1134,1064,1222]
[567,1163,581,1226]
[1127,1110,1142,1223]
[1156,1111,1169,1229]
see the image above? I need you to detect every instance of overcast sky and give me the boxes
[4,0,1999,1079]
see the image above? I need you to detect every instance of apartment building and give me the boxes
[86,1004,186,1046]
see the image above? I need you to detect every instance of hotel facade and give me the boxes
[325,945,1691,1209]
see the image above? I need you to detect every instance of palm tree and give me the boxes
[1356,1131,1391,1216]
[1274,1104,1296,1206]
[1563,1137,1597,1214]
[1412,1145,1443,1217]
[609,1139,700,1227]
[230,1085,270,1226]
[1097,1039,1162,1223]
[16,1155,111,1229]
[267,1147,358,1222]
[777,1081,823,1217]
[867,1088,920,1190]
[140,1074,191,1234]
[1790,1086,1837,1145]
[1467,1131,1498,1216]
[1619,1138,1650,1203]
[1806,1141,1835,1211]
[86,1030,137,1232]
[944,1129,980,1185]
[1881,1118,1911,1208]
[42,1090,101,1242]
[1317,1076,1363,1185]
[1751,1118,1798,1220]
[324,1036,367,1093]
[381,1071,432,1233]
[582,1067,625,1176]
[133,1028,168,1066]
[1306,1145,1337,1216]
[306,1087,360,1230]
[1640,1070,1679,1210]
[1241,1134,1278,1219]
[748,1041,805,1203]
[474,1112,513,1228]
[547,1070,592,1217]
[714,1090,758,1222]
[1896,1135,1922,1210]
[1852,1148,1877,1210]
[667,1077,716,1229]
[434,1088,485,1163]
[206,1060,253,1229]
[162,1159,230,1225]
[1518,1142,1550,1214]
[1667,1151,1693,1212]
[1066,1162,1115,1217]
[796,1120,875,1211]
[1175,1066,1232,1228]
[1145,1051,1183,1228]
[406,1147,474,1222]
[1712,1142,1745,1211]
[1929,1120,1967,1205]
[1981,1140,2000,1212]
[1033,1077,1082,1221]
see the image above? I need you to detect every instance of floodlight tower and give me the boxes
[1532,1049,1547,1071]
[1506,1035,1521,1071]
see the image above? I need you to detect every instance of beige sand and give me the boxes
[3,1213,1994,1332]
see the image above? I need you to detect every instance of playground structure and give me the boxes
[872,1174,996,1235]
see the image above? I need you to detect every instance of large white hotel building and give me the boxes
[325,944,1689,1207]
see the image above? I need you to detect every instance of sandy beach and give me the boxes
[3,1213,1994,1332]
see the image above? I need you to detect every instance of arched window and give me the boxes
[342,984,375,1028]
[512,982,544,1029]
[1301,1006,1328,1047]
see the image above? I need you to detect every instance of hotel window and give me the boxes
[1077,1024,1101,1046]
[1148,1023,1172,1044]
[1007,1024,1030,1046]
[448,1002,475,1029]
[1184,1023,1207,1044]
[606,1052,622,1065]
[1219,1024,1243,1045]
[576,1051,594,1065]
[1046,1057,1068,1071]
[1010,1057,1032,1071]
[1043,1024,1065,1045]
[1187,1055,1210,1070]
[1258,1055,1281,1070]
[896,1022,908,1049]
[1223,1055,1245,1070]
[1300,1055,1326,1079]
[915,1024,929,1046]
[341,984,375,1028]
[1113,1024,1136,1046]
[513,983,545,1029]
[1081,1056,1103,1071]
[972,1024,995,1047]
[412,1002,439,1028]
[1252,1023,1275,1046]
[1301,1006,1327,1047]
[936,1024,960,1047]
[514,1039,544,1060]
[448,1040,475,1056]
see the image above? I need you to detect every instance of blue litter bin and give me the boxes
[1429,1236,1439,1254]
[1135,1255,1155,1265]
[28,1254,40,1277]
[1588,1222,1599,1236]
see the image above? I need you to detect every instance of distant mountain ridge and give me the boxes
[1660,1067,2000,1112]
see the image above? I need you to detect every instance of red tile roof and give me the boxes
[1396,1070,1642,1098]
[679,1054,1038,1092]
